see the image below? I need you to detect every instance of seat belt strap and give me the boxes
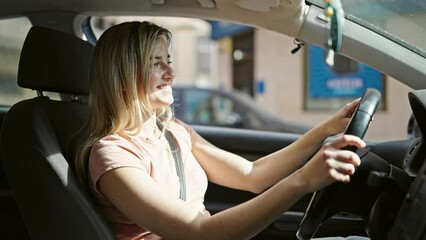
[164,129,186,201]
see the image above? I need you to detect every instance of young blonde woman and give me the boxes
[75,21,365,240]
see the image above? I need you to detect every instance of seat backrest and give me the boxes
[0,26,116,240]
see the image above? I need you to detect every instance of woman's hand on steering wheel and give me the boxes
[296,88,382,240]
[295,134,366,193]
[321,98,361,136]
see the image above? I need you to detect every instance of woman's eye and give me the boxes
[153,61,172,69]
[153,62,161,68]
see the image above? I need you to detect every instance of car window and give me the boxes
[175,88,239,127]
[308,0,426,58]
[176,89,210,123]
[0,17,32,106]
[89,15,413,140]
[0,17,60,107]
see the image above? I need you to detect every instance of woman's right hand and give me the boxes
[294,134,366,193]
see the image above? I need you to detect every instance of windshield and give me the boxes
[309,0,426,58]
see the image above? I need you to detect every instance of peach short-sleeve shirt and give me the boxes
[89,119,208,240]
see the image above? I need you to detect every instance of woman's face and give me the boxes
[148,38,175,110]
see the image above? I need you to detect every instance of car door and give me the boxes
[195,126,367,239]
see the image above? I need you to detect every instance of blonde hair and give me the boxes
[75,21,172,185]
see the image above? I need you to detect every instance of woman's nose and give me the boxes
[163,65,175,81]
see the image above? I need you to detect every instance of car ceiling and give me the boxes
[0,0,307,37]
[1,0,426,90]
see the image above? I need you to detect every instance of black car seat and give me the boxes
[0,26,115,240]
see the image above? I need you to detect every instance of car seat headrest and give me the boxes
[18,26,93,96]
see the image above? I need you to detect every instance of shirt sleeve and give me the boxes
[88,135,149,198]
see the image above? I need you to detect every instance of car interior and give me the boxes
[0,0,425,240]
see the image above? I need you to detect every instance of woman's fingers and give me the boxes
[343,98,361,118]
[326,134,366,150]
[322,148,361,183]
[325,155,357,174]
[329,168,351,183]
[323,149,361,167]
[301,134,365,191]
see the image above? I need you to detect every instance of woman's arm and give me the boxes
[98,134,363,240]
[193,99,361,193]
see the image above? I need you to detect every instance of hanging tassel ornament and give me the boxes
[324,0,344,67]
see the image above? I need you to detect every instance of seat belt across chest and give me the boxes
[164,129,186,201]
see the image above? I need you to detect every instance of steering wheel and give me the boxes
[296,88,382,240]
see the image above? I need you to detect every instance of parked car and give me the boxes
[0,0,425,240]
[172,86,311,134]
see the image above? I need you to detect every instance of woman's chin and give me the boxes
[152,98,174,109]
[162,95,174,105]
[150,91,174,107]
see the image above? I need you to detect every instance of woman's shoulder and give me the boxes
[89,133,149,173]
[169,118,194,135]
[168,118,197,144]
[169,117,189,130]
[92,132,148,156]
[94,133,133,148]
